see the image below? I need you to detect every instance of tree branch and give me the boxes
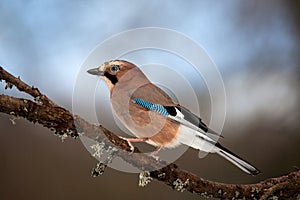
[0,67,56,107]
[0,66,299,199]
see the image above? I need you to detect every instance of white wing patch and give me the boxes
[174,107,184,118]
[168,109,207,135]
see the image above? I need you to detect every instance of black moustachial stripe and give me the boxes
[104,72,118,84]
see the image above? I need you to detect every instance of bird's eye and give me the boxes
[110,65,120,73]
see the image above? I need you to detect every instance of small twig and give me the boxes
[0,94,78,138]
[0,66,56,107]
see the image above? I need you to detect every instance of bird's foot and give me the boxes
[149,146,163,161]
[119,137,148,152]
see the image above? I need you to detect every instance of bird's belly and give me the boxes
[112,101,180,147]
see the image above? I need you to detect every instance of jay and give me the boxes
[87,60,260,175]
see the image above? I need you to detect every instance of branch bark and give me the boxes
[0,66,299,199]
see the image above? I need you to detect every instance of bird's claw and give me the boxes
[148,146,162,161]
[150,154,160,161]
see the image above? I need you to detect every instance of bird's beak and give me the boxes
[87,68,104,76]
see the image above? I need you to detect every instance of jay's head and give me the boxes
[87,60,139,87]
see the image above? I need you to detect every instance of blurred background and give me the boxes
[0,1,299,199]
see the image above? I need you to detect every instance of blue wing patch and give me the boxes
[132,98,221,137]
[132,98,169,116]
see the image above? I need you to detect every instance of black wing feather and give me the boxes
[177,106,209,132]
[176,106,222,137]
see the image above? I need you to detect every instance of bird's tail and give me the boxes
[177,127,260,175]
[177,128,260,175]
[215,144,260,175]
